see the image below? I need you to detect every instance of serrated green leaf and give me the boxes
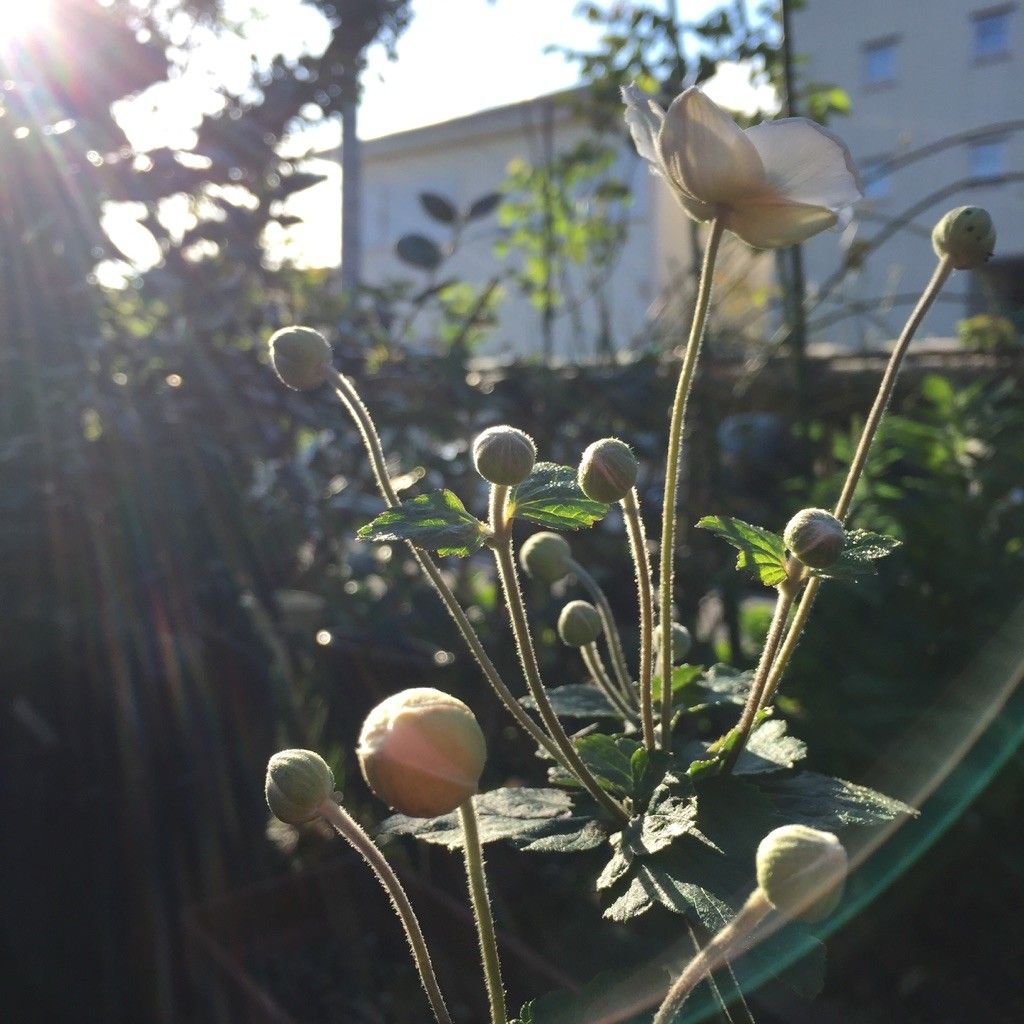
[357,489,486,556]
[520,683,621,719]
[509,462,609,530]
[736,718,807,775]
[603,871,656,921]
[757,771,915,828]
[697,514,788,586]
[551,734,642,795]
[651,663,705,705]
[375,787,607,851]
[629,785,719,856]
[810,529,902,580]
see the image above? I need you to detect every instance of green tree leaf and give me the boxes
[419,191,458,224]
[650,663,705,705]
[357,489,486,556]
[810,529,902,580]
[551,734,642,795]
[509,462,609,530]
[520,683,622,719]
[395,232,443,270]
[375,787,608,851]
[697,515,788,586]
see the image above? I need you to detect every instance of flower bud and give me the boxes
[358,688,486,818]
[578,437,639,503]
[784,508,845,569]
[654,622,692,664]
[268,326,333,390]
[756,824,848,922]
[931,206,996,270]
[472,425,536,486]
[265,748,335,825]
[558,600,603,648]
[520,531,572,584]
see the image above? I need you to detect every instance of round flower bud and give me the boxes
[268,326,333,390]
[654,622,692,664]
[783,508,845,569]
[557,600,603,648]
[265,749,336,825]
[520,531,572,585]
[472,425,536,486]
[578,438,639,503]
[358,688,486,818]
[931,206,996,270]
[756,824,848,922]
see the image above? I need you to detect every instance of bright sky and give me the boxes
[106,0,774,273]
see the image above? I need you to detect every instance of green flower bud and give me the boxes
[558,600,603,648]
[784,508,845,569]
[520,531,572,584]
[578,437,639,503]
[931,206,996,270]
[268,326,333,390]
[472,425,536,486]
[756,824,848,922]
[358,688,486,818]
[265,748,336,825]
[654,622,692,664]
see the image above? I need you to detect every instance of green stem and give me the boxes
[721,562,801,774]
[758,256,955,708]
[659,218,724,750]
[653,891,771,1024]
[459,799,508,1024]
[329,370,569,771]
[489,486,630,824]
[568,558,635,705]
[623,487,656,751]
[318,800,453,1024]
[581,643,638,722]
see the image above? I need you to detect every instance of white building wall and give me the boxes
[794,0,1024,346]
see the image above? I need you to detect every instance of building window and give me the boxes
[863,37,899,86]
[972,7,1012,60]
[969,138,1008,178]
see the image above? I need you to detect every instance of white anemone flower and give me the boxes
[623,83,862,248]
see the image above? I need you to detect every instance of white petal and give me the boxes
[621,82,664,169]
[726,197,838,248]
[658,87,765,205]
[744,118,863,212]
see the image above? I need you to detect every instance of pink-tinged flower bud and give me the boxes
[756,824,848,922]
[472,425,536,486]
[784,508,845,569]
[520,531,572,584]
[268,326,333,390]
[932,206,995,270]
[654,622,692,664]
[358,688,486,818]
[558,600,603,648]
[578,437,639,503]
[265,749,335,824]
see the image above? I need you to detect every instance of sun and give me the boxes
[0,1,54,47]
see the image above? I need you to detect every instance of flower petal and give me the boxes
[744,118,863,212]
[658,87,765,205]
[621,82,664,169]
[726,197,838,248]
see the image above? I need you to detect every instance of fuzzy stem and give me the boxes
[459,799,507,1024]
[329,370,569,770]
[721,561,802,774]
[568,558,635,704]
[581,643,638,722]
[653,891,771,1024]
[659,218,724,750]
[758,256,955,708]
[489,486,630,824]
[318,799,452,1024]
[623,487,656,750]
